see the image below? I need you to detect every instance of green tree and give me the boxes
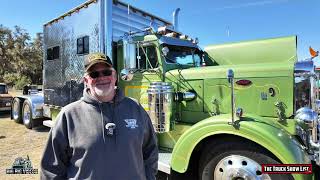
[0,25,14,77]
[0,24,43,89]
[30,33,43,84]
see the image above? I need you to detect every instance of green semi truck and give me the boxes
[11,0,320,179]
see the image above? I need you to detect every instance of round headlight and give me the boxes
[295,107,318,129]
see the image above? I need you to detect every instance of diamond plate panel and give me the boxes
[43,0,171,107]
[43,1,100,107]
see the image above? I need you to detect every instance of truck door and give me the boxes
[119,43,162,110]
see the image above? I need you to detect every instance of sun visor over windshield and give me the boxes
[159,36,198,48]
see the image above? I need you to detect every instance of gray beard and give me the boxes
[94,86,114,98]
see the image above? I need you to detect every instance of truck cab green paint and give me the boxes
[170,114,312,180]
[40,0,318,178]
[117,35,315,179]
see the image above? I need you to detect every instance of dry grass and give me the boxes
[0,113,49,180]
[0,89,49,179]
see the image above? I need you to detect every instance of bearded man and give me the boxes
[40,52,158,180]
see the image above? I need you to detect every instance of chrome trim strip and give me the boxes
[44,0,97,26]
[105,0,113,59]
[100,0,105,53]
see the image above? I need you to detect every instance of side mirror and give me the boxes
[120,69,134,81]
[123,36,136,69]
[162,46,169,56]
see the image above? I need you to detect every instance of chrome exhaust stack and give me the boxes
[173,8,180,31]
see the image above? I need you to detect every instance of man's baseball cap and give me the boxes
[84,52,112,71]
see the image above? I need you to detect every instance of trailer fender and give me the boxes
[171,114,310,174]
[14,94,44,119]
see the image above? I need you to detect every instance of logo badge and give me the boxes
[6,155,38,174]
[261,92,268,100]
[124,119,138,129]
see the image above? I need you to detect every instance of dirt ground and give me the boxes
[0,89,49,179]
[0,112,49,180]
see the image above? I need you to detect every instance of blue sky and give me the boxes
[1,0,319,63]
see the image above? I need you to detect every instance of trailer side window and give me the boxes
[47,48,53,60]
[77,36,89,55]
[53,46,60,59]
[47,46,59,60]
[136,46,158,69]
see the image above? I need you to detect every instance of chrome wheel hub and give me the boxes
[23,105,30,125]
[214,155,271,180]
[12,101,19,119]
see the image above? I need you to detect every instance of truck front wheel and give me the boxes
[12,98,22,123]
[22,101,33,129]
[199,137,294,180]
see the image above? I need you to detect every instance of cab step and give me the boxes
[43,120,54,128]
[158,151,172,174]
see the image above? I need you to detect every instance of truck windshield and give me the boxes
[162,45,201,66]
[0,85,7,94]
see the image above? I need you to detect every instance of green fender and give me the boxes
[171,114,312,179]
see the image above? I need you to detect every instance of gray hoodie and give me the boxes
[40,88,158,180]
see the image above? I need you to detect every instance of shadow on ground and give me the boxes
[0,111,50,132]
[0,111,10,118]
[33,125,50,132]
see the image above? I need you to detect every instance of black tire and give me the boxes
[22,101,33,129]
[199,137,294,180]
[12,98,22,123]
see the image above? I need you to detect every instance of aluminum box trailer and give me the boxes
[42,0,171,127]
[12,0,320,179]
[10,0,171,128]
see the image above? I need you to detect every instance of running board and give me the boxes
[43,120,54,128]
[158,151,172,174]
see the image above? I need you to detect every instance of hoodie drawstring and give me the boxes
[98,103,106,143]
[83,88,122,144]
[112,102,117,146]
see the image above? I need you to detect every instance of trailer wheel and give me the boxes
[199,137,294,180]
[22,101,33,129]
[12,98,22,123]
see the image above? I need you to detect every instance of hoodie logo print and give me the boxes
[124,119,138,129]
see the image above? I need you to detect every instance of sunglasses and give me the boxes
[88,69,113,79]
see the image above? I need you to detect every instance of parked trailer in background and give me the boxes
[12,0,320,179]
[0,83,12,112]
[11,85,44,129]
